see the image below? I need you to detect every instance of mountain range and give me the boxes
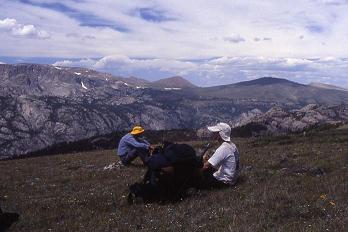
[0,63,347,158]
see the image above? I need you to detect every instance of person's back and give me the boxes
[209,141,239,185]
[117,133,134,156]
[117,126,151,165]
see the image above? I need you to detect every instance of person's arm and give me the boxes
[206,146,224,170]
[202,160,216,171]
[125,135,150,150]
[139,137,150,146]
[161,166,175,174]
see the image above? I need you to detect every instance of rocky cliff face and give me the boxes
[232,104,348,136]
[0,65,245,157]
[1,64,347,158]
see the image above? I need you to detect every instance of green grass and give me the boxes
[1,128,347,231]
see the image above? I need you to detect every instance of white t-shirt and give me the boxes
[208,142,239,185]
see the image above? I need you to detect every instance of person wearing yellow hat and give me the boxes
[117,126,152,165]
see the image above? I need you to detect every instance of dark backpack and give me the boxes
[128,143,201,204]
[162,143,199,167]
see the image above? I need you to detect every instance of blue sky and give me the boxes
[1,0,348,87]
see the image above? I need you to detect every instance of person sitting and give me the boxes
[117,126,152,166]
[200,122,240,188]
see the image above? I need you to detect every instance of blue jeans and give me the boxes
[119,148,150,165]
[143,153,171,187]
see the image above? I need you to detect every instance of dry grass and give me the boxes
[0,128,347,231]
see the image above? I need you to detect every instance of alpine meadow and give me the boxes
[1,1,348,231]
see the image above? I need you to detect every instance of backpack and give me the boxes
[128,142,201,204]
[162,143,199,167]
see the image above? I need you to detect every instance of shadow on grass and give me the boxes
[127,173,248,206]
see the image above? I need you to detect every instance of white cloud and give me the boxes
[54,55,198,76]
[0,18,50,39]
[1,1,348,87]
[53,58,96,67]
[11,24,50,39]
[283,58,313,67]
[52,55,348,88]
[93,55,131,68]
[1,0,348,58]
[0,18,17,29]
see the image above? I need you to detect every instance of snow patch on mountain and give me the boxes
[81,82,88,90]
[164,87,181,90]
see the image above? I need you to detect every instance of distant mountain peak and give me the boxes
[235,77,303,86]
[152,76,197,88]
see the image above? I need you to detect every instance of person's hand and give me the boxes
[203,154,210,163]
[148,145,155,155]
[161,166,174,175]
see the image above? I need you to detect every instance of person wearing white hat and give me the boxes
[201,122,240,188]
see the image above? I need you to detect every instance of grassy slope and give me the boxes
[0,128,347,232]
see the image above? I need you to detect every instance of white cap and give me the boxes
[207,122,231,142]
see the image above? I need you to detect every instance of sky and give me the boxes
[1,0,348,87]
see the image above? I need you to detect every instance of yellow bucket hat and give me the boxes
[130,126,145,135]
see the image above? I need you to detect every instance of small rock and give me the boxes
[310,167,326,176]
[103,162,122,171]
[241,165,253,172]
